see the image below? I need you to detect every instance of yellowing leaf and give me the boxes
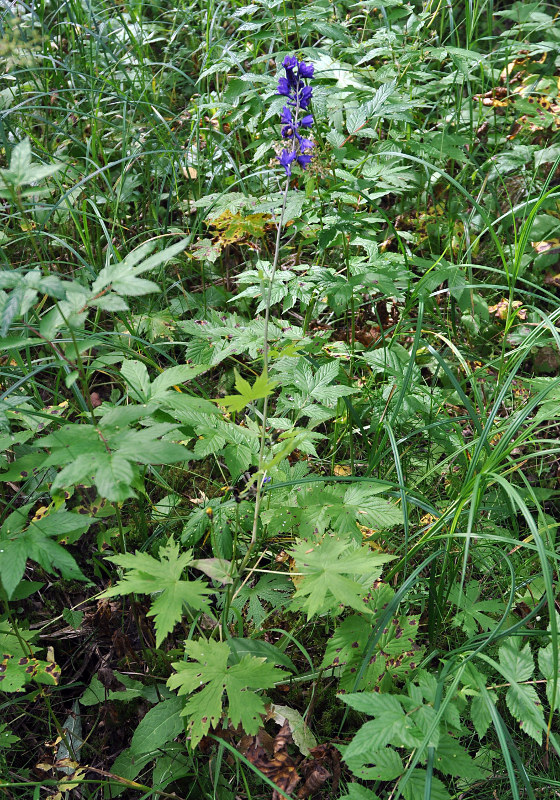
[334,464,352,476]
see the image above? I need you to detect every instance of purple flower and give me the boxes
[275,56,315,176]
[297,136,314,151]
[299,63,314,79]
[277,149,297,176]
[298,85,313,109]
[277,77,291,97]
[283,55,298,70]
[280,105,293,124]
[297,153,313,169]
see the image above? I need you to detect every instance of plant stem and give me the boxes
[235,176,291,578]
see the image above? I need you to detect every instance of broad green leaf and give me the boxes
[102,540,213,647]
[290,536,394,617]
[339,787,379,800]
[227,638,295,672]
[499,639,534,683]
[345,745,402,781]
[94,454,134,502]
[120,360,151,402]
[401,770,451,800]
[190,558,233,584]
[108,748,153,799]
[150,365,209,398]
[471,693,494,740]
[130,696,184,755]
[219,370,277,413]
[0,651,61,692]
[538,642,560,711]
[433,733,484,779]
[168,638,285,747]
[0,536,28,599]
[505,682,544,744]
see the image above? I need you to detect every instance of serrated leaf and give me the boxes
[102,540,213,647]
[505,681,544,744]
[290,536,393,618]
[340,485,404,531]
[345,745,402,781]
[228,638,295,672]
[499,639,534,683]
[401,770,451,800]
[0,536,28,599]
[0,651,60,692]
[168,637,285,748]
[471,693,493,739]
[230,572,291,627]
[94,454,134,502]
[130,696,184,755]
[538,642,560,711]
[433,733,484,779]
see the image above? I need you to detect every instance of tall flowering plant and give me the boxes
[276,56,315,175]
[238,56,315,567]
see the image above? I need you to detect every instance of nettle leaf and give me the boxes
[167,638,285,747]
[101,540,213,647]
[289,536,394,618]
[218,370,277,413]
[37,416,189,502]
[499,639,544,743]
[538,642,560,711]
[0,507,89,598]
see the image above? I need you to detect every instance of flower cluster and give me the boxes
[276,56,314,176]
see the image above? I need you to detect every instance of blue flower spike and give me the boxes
[276,56,314,176]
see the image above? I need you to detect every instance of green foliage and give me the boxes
[101,541,214,647]
[289,535,394,617]
[2,0,560,796]
[168,638,286,747]
[218,370,278,413]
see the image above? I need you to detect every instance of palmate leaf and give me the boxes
[230,572,292,627]
[288,483,403,539]
[101,540,213,647]
[167,638,285,747]
[289,536,394,618]
[218,369,277,413]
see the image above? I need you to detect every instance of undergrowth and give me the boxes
[2,0,560,799]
